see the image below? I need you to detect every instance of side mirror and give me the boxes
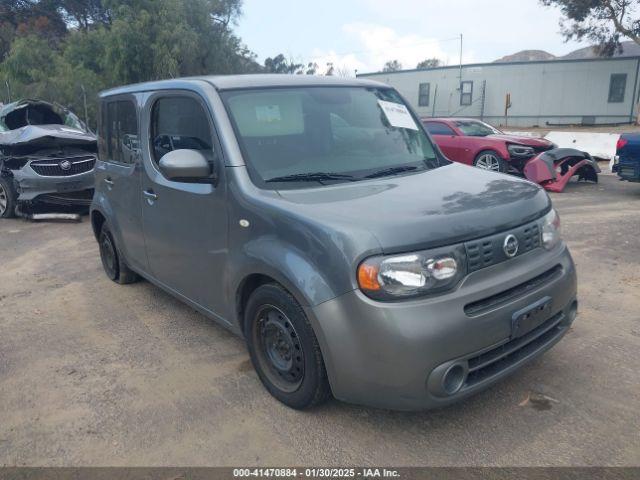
[158,149,212,181]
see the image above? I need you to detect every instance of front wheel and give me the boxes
[473,151,508,173]
[0,176,17,218]
[244,283,331,409]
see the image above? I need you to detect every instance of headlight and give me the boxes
[357,247,465,300]
[507,144,535,157]
[541,209,561,250]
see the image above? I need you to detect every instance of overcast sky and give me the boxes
[236,0,588,75]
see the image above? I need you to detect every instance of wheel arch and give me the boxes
[234,264,328,338]
[476,144,509,160]
[91,209,107,240]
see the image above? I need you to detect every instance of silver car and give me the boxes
[0,99,96,218]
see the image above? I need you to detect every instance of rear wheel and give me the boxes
[244,283,331,409]
[474,150,507,173]
[0,176,17,218]
[99,223,138,284]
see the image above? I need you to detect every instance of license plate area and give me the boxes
[511,296,552,339]
[56,181,82,192]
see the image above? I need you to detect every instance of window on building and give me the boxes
[460,81,473,106]
[418,83,430,107]
[150,96,213,168]
[100,99,138,164]
[424,121,456,135]
[608,74,627,103]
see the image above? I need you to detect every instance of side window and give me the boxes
[424,122,455,135]
[418,83,430,107]
[460,81,473,106]
[100,99,139,164]
[608,73,627,103]
[150,96,213,166]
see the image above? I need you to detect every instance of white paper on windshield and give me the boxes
[255,105,282,123]
[377,100,419,130]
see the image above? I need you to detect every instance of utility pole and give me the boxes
[5,79,11,103]
[459,34,463,81]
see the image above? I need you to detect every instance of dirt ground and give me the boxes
[0,173,639,467]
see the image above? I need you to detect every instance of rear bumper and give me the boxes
[308,243,577,410]
[616,161,640,182]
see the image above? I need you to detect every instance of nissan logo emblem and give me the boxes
[59,160,72,171]
[503,234,519,258]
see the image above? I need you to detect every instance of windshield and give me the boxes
[221,87,440,188]
[455,120,501,137]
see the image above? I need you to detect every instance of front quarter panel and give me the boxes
[224,176,383,330]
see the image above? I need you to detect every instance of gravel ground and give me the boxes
[0,173,638,467]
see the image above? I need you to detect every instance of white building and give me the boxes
[358,56,640,128]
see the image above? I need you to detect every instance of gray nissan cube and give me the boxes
[91,75,577,411]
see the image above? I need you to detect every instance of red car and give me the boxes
[422,118,556,173]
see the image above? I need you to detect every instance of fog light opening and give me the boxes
[567,301,578,324]
[442,363,466,395]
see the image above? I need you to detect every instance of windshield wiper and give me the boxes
[364,165,419,179]
[265,172,358,183]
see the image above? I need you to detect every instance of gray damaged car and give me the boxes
[0,99,97,218]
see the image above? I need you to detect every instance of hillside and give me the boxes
[494,41,640,63]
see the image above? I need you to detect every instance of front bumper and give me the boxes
[308,243,577,410]
[12,165,95,203]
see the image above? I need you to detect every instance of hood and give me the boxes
[488,134,553,148]
[276,163,550,253]
[0,125,96,151]
[0,98,87,131]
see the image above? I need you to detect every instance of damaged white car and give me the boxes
[0,99,97,218]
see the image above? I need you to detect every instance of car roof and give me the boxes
[100,74,388,98]
[423,117,482,123]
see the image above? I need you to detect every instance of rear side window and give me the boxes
[460,81,473,106]
[100,99,138,164]
[418,83,430,107]
[424,122,455,135]
[608,74,627,103]
[150,96,213,165]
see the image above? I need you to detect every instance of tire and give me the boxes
[98,223,138,284]
[473,150,508,173]
[244,283,331,409]
[0,176,17,218]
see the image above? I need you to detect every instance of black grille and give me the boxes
[464,265,563,316]
[464,312,565,388]
[467,240,494,271]
[533,144,554,153]
[30,156,96,177]
[465,221,541,273]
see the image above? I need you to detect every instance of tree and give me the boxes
[541,0,640,55]
[416,57,441,69]
[264,53,303,74]
[58,0,112,30]
[304,62,318,75]
[0,0,261,127]
[382,59,402,72]
[324,62,334,76]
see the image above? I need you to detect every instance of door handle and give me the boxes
[143,190,158,202]
[104,178,114,186]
